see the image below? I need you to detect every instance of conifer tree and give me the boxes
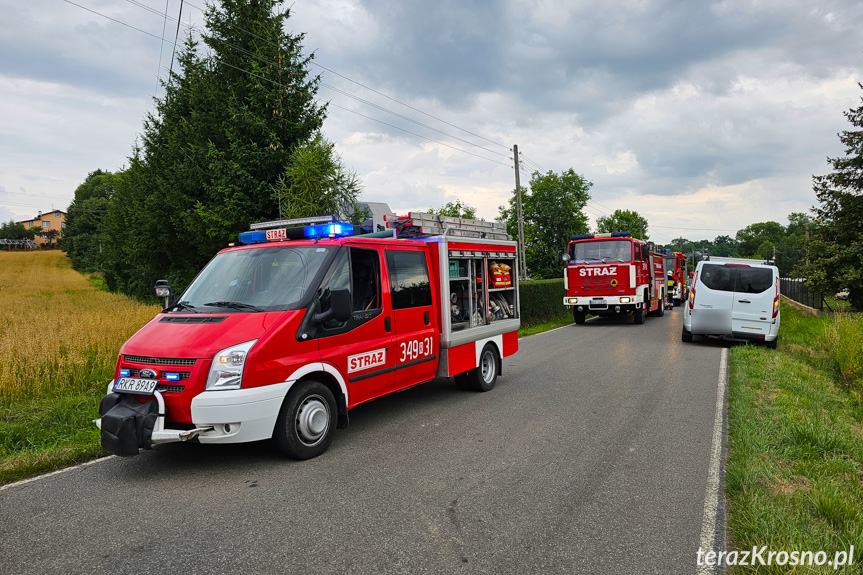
[799,82,863,310]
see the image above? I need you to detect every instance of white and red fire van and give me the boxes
[96,214,520,460]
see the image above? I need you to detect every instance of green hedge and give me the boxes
[519,278,570,326]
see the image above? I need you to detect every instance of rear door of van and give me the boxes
[690,263,735,334]
[731,265,776,337]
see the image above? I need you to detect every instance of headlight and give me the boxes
[206,340,257,391]
[620,297,631,303]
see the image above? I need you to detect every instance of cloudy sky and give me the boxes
[2,0,862,245]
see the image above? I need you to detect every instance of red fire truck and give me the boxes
[96,214,520,460]
[663,251,688,305]
[562,232,667,324]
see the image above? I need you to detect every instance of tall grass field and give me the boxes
[0,251,160,483]
[726,302,863,573]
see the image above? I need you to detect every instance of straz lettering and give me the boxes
[579,266,617,277]
[347,349,386,373]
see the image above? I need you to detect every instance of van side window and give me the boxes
[699,264,736,292]
[386,250,431,309]
[318,250,351,329]
[735,268,773,294]
[318,247,383,330]
[350,248,381,311]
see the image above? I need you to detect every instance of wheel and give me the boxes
[574,309,586,324]
[467,344,498,392]
[766,336,778,349]
[633,304,645,324]
[656,299,665,317]
[682,325,693,342]
[454,372,471,390]
[274,381,337,460]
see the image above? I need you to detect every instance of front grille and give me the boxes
[125,368,191,380]
[156,385,186,394]
[580,276,617,290]
[124,355,197,366]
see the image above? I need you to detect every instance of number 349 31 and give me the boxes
[399,337,433,363]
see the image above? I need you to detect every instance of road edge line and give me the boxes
[695,346,728,575]
[0,455,116,492]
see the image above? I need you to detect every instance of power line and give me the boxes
[214,57,512,167]
[179,0,511,151]
[1,190,73,201]
[67,1,510,168]
[62,0,167,42]
[154,0,170,99]
[519,152,545,172]
[120,0,510,161]
[167,0,185,78]
[652,224,738,232]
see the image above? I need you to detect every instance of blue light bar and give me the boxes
[119,369,130,377]
[611,232,631,237]
[304,222,353,238]
[238,230,268,244]
[165,373,180,381]
[572,234,593,240]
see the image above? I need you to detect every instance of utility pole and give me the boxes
[513,144,527,280]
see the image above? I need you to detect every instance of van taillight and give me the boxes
[773,277,780,318]
[688,271,698,309]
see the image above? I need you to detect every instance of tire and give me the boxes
[656,299,665,317]
[574,310,586,324]
[454,372,471,391]
[274,380,337,460]
[766,336,778,349]
[467,344,499,392]
[682,326,693,342]
[633,304,645,324]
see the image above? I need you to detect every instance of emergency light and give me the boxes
[572,234,593,240]
[119,369,130,377]
[304,222,353,238]
[239,218,354,244]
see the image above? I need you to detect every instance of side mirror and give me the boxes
[155,279,174,309]
[561,252,571,263]
[314,289,352,324]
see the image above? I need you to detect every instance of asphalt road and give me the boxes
[1,306,728,575]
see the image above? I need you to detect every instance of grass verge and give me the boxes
[0,251,160,485]
[726,301,863,573]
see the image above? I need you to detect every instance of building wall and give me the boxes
[19,210,66,246]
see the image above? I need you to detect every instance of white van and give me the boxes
[682,257,780,348]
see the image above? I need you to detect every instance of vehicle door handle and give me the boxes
[738,299,751,304]
[424,311,430,325]
[385,317,391,331]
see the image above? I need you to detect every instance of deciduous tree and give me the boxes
[498,169,592,279]
[595,209,649,240]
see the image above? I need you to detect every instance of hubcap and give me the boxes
[296,395,329,446]
[481,351,495,384]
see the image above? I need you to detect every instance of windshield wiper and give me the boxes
[602,257,625,262]
[203,301,264,312]
[165,301,199,313]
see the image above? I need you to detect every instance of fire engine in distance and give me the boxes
[563,232,668,324]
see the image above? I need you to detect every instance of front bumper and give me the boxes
[95,379,292,455]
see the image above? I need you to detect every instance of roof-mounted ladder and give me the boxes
[384,212,510,240]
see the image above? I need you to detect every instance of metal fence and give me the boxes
[780,277,823,310]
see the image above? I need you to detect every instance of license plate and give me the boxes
[114,377,158,395]
[590,299,607,306]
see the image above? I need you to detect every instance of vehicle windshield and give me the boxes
[177,246,331,312]
[569,240,632,263]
